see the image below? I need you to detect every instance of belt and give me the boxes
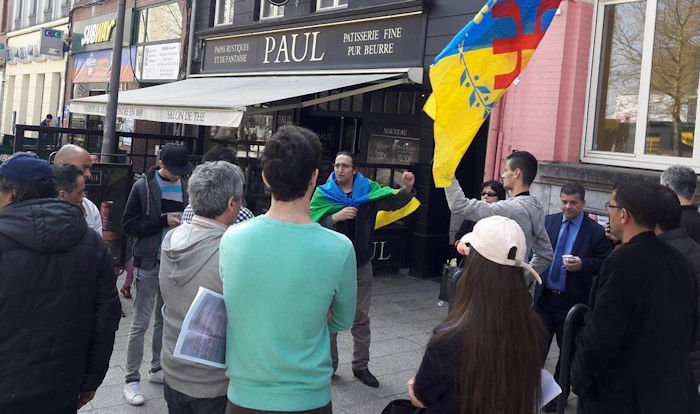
[545,289,565,296]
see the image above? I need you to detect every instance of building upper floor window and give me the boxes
[136,2,183,43]
[317,0,348,11]
[215,0,235,25]
[583,0,700,170]
[261,2,284,19]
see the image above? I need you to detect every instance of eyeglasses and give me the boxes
[604,202,624,211]
[480,191,497,197]
[333,163,354,170]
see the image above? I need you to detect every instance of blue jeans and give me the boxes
[125,266,164,383]
[164,381,227,414]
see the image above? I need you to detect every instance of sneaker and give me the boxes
[148,369,164,384]
[123,382,145,406]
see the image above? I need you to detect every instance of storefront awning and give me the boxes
[69,69,422,127]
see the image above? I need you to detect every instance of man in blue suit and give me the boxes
[536,182,612,412]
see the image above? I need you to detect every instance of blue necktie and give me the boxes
[550,220,571,284]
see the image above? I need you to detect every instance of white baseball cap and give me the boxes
[460,215,542,284]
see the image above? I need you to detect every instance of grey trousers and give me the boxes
[330,261,373,371]
[125,266,164,383]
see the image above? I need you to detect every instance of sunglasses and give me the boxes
[480,191,497,197]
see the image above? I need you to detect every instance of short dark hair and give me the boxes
[661,165,697,200]
[53,164,84,194]
[612,180,659,229]
[561,182,586,200]
[656,185,682,232]
[335,151,358,167]
[261,125,322,201]
[202,146,239,165]
[0,176,57,203]
[481,181,506,200]
[45,114,53,119]
[505,151,538,185]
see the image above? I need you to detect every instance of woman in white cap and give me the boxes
[407,216,546,414]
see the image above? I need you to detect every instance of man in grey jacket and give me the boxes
[445,151,553,282]
[158,161,244,413]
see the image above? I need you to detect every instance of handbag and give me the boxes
[439,258,464,303]
[381,399,426,414]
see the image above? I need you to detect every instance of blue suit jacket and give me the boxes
[534,212,612,307]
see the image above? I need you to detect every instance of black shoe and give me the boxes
[353,369,379,387]
[542,398,565,413]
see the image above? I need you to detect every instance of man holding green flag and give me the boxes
[310,151,419,387]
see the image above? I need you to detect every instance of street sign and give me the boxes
[39,28,64,57]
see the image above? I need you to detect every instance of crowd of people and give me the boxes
[1,128,700,414]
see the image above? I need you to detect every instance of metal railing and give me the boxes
[556,303,590,414]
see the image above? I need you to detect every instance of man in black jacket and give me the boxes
[121,143,192,405]
[656,185,700,390]
[314,151,416,388]
[0,153,121,414]
[571,181,699,413]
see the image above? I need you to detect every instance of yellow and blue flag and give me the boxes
[424,0,561,187]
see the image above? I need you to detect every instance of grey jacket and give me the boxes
[122,168,188,269]
[445,178,553,278]
[159,216,228,398]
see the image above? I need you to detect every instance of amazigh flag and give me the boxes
[310,172,421,230]
[424,0,561,187]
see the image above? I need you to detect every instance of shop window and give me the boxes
[398,91,415,115]
[384,91,398,114]
[329,92,340,112]
[316,0,349,11]
[136,3,183,43]
[260,2,284,19]
[352,94,364,113]
[340,97,352,112]
[370,91,385,113]
[584,0,700,169]
[215,0,235,26]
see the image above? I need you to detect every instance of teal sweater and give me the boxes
[220,216,357,411]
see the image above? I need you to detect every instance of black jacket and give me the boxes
[658,227,700,385]
[682,205,700,245]
[123,168,188,269]
[571,232,699,414]
[0,199,121,413]
[319,188,415,267]
[534,213,612,308]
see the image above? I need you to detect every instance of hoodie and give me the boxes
[445,178,553,278]
[0,198,120,413]
[159,216,228,399]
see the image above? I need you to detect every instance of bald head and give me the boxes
[55,144,93,178]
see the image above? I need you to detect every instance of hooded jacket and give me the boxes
[159,216,228,398]
[0,198,121,413]
[445,178,553,278]
[123,168,188,269]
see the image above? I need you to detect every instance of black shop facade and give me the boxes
[194,12,438,276]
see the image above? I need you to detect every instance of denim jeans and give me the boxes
[163,381,227,414]
[125,266,164,383]
[226,401,332,414]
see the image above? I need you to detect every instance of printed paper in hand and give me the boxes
[540,368,563,408]
[173,287,227,369]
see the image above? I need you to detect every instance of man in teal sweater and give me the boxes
[220,125,357,414]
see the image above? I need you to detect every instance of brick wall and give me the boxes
[484,0,594,180]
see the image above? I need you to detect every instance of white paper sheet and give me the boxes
[173,287,227,369]
[540,368,563,408]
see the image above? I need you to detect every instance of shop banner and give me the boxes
[141,43,181,80]
[70,100,245,128]
[72,47,136,83]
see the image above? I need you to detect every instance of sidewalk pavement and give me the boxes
[79,272,577,413]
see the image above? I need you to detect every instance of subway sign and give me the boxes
[81,19,116,47]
